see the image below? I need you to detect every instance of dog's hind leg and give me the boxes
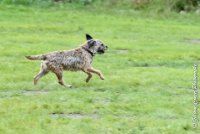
[53,70,72,88]
[34,62,49,85]
[87,67,105,80]
[34,69,49,85]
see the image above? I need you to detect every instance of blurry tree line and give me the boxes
[1,0,200,12]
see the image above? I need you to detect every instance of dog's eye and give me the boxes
[101,44,103,46]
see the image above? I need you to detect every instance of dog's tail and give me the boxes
[25,55,46,60]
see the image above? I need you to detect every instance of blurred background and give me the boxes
[1,0,200,13]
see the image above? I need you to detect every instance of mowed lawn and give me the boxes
[0,5,200,134]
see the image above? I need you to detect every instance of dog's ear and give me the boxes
[87,40,95,48]
[86,34,93,40]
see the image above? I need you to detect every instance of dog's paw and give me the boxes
[100,76,105,80]
[67,85,72,88]
[63,85,72,88]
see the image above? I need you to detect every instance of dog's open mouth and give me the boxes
[97,49,105,54]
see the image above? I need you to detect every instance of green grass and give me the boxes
[0,4,200,134]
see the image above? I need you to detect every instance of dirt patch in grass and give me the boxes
[191,39,200,44]
[22,90,49,96]
[0,96,11,99]
[186,39,200,44]
[117,49,129,53]
[110,49,129,54]
[0,91,21,99]
[132,62,163,67]
[51,112,98,119]
[94,98,111,104]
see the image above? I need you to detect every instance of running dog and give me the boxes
[25,34,108,88]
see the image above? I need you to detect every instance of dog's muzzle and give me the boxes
[98,50,105,54]
[97,45,108,54]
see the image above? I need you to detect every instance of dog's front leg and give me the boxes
[82,70,92,83]
[87,67,105,80]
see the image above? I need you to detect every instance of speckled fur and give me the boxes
[26,34,108,88]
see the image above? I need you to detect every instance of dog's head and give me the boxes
[84,34,108,55]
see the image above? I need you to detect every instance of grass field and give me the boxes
[0,4,200,134]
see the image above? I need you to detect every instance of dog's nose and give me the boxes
[106,46,108,49]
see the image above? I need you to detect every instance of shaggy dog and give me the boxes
[26,34,108,88]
